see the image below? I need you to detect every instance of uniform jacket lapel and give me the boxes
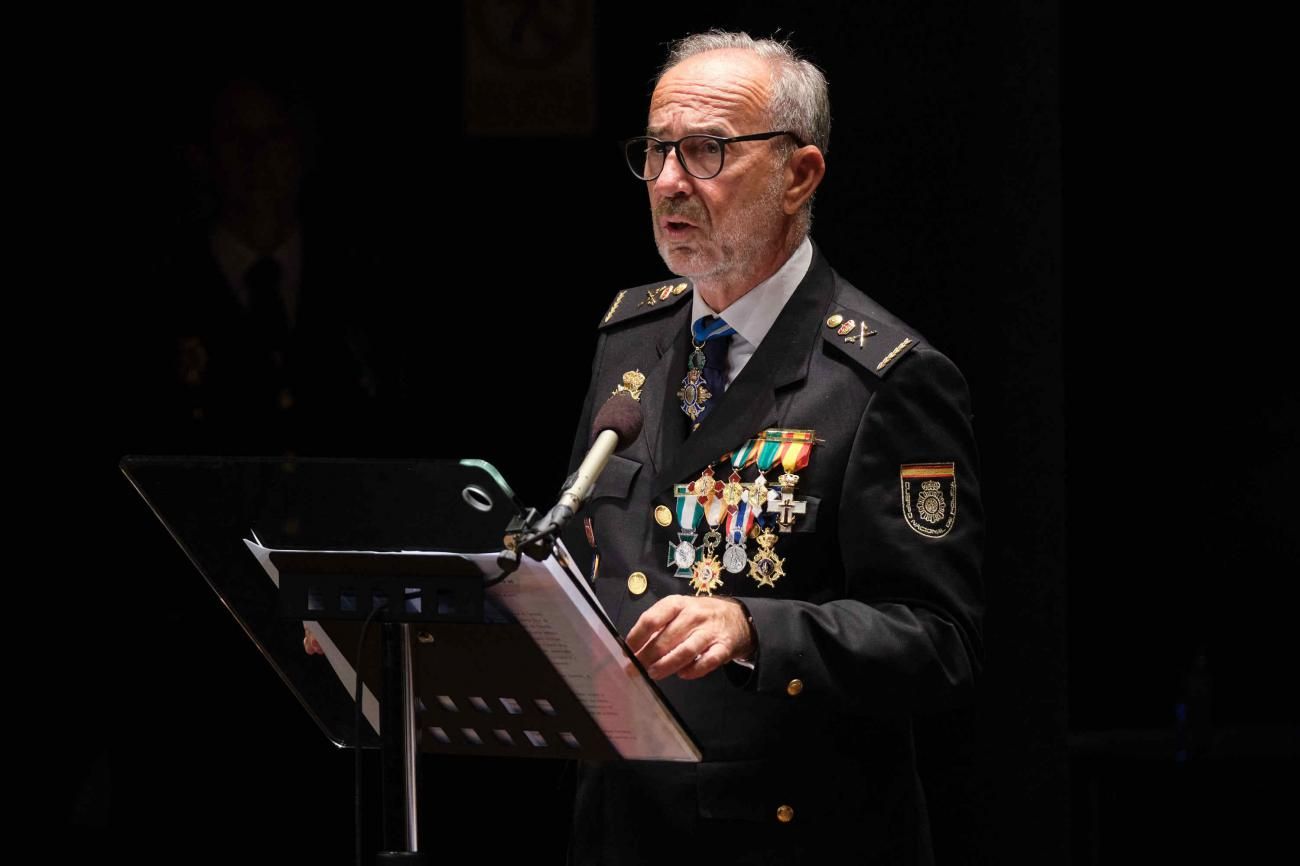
[651,246,836,494]
[629,300,692,479]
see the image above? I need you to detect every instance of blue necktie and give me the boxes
[680,315,735,430]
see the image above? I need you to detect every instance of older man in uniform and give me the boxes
[564,31,984,865]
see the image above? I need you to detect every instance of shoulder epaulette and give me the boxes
[820,302,920,378]
[598,277,693,328]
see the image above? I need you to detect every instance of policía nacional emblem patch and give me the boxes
[900,463,957,537]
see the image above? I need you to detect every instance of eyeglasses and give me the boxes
[622,131,804,181]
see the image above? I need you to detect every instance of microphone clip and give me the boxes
[499,505,562,575]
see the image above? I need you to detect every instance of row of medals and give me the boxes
[666,465,805,596]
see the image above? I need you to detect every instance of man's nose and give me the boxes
[652,147,693,197]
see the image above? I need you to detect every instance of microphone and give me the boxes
[546,391,644,533]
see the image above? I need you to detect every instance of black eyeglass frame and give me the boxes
[621,131,806,181]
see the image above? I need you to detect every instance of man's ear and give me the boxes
[783,146,827,215]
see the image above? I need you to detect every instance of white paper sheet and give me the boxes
[244,538,699,762]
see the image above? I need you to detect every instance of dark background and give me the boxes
[45,1,1296,863]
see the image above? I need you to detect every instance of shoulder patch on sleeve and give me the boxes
[599,278,692,328]
[820,305,920,377]
[901,462,957,537]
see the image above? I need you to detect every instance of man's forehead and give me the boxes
[647,49,772,133]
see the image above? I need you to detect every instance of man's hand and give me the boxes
[626,595,754,681]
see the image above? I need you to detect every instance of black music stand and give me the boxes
[121,456,697,865]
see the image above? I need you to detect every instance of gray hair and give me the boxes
[659,31,831,155]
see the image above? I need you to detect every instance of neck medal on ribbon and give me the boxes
[678,316,734,424]
[678,342,712,423]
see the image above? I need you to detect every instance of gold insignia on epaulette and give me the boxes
[825,314,843,329]
[845,320,879,349]
[611,369,646,401]
[639,282,688,307]
[836,320,856,336]
[877,338,913,371]
[603,289,628,323]
[900,463,957,537]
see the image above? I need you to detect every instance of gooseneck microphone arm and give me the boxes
[497,391,644,573]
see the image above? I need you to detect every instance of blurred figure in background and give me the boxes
[136,72,378,456]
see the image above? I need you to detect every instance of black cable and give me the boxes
[482,568,514,589]
[492,515,563,582]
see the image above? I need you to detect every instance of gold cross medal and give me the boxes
[748,526,786,588]
[690,553,724,596]
[693,470,728,594]
[670,467,725,595]
[695,465,726,545]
